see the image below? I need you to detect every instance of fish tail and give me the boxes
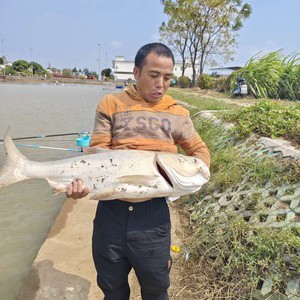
[0,129,28,189]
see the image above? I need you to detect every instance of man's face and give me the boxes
[133,52,174,103]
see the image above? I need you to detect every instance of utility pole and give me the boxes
[30,48,33,76]
[1,39,4,57]
[98,43,101,80]
[1,39,5,76]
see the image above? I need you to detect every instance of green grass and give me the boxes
[169,87,300,146]
[167,88,240,111]
[223,100,300,145]
[178,116,300,299]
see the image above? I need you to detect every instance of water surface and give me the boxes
[0,83,114,299]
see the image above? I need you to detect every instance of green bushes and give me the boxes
[12,60,30,73]
[177,75,191,88]
[223,100,300,145]
[212,76,230,92]
[231,50,300,100]
[196,74,212,89]
[196,74,230,92]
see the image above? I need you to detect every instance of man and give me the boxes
[67,43,210,300]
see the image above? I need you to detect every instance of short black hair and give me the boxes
[134,43,175,70]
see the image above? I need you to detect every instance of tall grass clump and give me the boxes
[231,50,300,100]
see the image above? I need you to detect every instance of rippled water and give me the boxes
[0,83,114,300]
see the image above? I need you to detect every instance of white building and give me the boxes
[173,62,197,79]
[0,56,12,75]
[112,56,135,81]
[112,56,197,81]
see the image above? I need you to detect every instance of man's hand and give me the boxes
[66,179,89,199]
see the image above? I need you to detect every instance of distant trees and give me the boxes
[82,68,98,79]
[2,58,103,80]
[8,60,47,76]
[101,68,112,78]
[32,61,46,76]
[12,60,30,72]
[62,68,73,77]
[160,0,252,86]
[3,65,16,76]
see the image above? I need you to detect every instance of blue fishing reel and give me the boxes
[76,135,91,147]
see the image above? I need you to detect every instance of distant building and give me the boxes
[112,56,135,81]
[49,68,62,75]
[112,56,198,81]
[0,56,12,74]
[173,62,198,79]
[1,56,12,67]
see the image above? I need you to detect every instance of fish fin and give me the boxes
[53,188,64,195]
[0,128,29,189]
[116,175,160,185]
[166,196,180,202]
[46,178,67,193]
[89,189,118,201]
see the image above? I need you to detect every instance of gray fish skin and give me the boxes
[0,130,210,201]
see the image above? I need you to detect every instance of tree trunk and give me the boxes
[181,57,185,76]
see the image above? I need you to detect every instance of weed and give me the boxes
[179,116,300,299]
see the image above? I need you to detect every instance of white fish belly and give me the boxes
[24,150,173,200]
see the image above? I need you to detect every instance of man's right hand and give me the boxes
[66,179,89,199]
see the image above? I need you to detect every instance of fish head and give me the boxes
[155,153,210,195]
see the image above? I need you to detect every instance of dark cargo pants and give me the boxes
[92,197,171,300]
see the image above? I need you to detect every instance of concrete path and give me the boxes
[17,197,183,300]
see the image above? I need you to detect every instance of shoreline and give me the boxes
[0,75,114,86]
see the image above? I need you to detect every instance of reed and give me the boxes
[232,50,300,101]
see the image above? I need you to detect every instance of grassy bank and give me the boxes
[172,88,300,299]
[167,88,241,111]
[168,88,300,147]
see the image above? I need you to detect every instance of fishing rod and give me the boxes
[0,142,83,152]
[0,132,92,153]
[16,143,83,152]
[0,131,92,142]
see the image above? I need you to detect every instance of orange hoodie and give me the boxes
[90,86,211,167]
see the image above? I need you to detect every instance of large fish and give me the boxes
[0,131,210,201]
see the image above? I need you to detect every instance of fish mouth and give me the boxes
[156,161,173,188]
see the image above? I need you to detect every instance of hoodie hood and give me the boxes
[125,85,177,110]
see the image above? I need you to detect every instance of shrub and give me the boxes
[211,76,229,92]
[4,65,16,76]
[196,74,212,89]
[177,75,191,88]
[12,60,30,72]
[223,100,300,145]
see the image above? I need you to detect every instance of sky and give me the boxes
[0,0,299,73]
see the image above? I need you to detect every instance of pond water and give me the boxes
[0,83,114,300]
